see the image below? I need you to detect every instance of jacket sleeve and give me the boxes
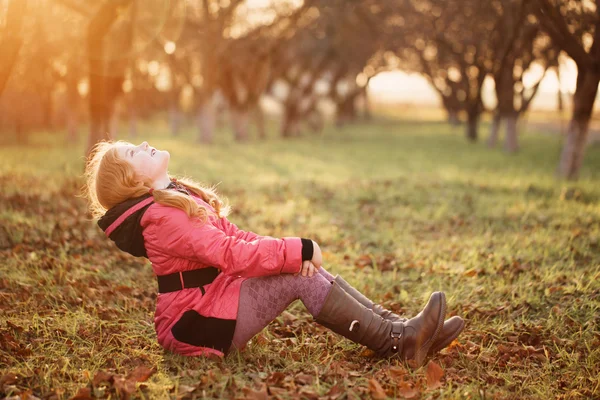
[151,207,303,277]
[219,217,267,242]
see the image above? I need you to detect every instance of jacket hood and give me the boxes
[97,181,191,258]
[98,194,154,258]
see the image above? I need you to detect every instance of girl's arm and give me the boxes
[219,217,267,242]
[145,207,303,277]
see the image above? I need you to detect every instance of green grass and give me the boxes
[1,118,599,399]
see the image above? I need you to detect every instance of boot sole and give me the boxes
[413,291,446,367]
[428,317,465,355]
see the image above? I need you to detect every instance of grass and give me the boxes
[1,117,599,399]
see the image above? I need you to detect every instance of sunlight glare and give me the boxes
[164,41,176,55]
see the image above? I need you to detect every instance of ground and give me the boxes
[0,118,599,399]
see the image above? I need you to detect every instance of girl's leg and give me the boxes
[317,266,335,282]
[317,268,465,356]
[231,273,332,349]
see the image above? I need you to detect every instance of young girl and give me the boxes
[84,140,464,367]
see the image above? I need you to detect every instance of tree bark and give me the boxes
[488,113,501,148]
[129,108,137,138]
[85,0,133,157]
[558,68,600,179]
[336,94,358,127]
[255,106,266,140]
[447,110,460,126]
[557,72,598,178]
[441,95,461,126]
[282,104,300,137]
[231,108,250,141]
[196,100,215,144]
[0,0,28,96]
[65,72,79,144]
[504,115,519,153]
[466,108,479,142]
[169,103,182,136]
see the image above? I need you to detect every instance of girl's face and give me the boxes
[116,141,170,182]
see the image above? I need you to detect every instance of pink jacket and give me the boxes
[137,196,303,356]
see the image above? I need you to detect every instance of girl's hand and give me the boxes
[311,240,322,268]
[299,260,316,277]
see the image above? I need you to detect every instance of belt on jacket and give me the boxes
[157,267,220,295]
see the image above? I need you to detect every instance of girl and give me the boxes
[84,140,464,367]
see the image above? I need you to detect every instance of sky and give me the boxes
[368,58,580,111]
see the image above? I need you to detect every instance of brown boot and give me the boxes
[333,275,464,356]
[315,281,446,366]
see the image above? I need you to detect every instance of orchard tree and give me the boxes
[534,0,600,179]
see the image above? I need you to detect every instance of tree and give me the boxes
[0,0,28,96]
[487,0,558,153]
[86,0,134,156]
[534,0,600,179]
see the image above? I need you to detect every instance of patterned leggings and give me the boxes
[230,267,336,350]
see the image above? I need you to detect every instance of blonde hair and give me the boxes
[84,140,230,222]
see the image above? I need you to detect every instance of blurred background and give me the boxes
[1,2,600,397]
[0,0,599,179]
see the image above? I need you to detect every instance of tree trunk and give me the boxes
[466,108,479,142]
[282,104,300,137]
[196,100,215,144]
[255,106,266,139]
[447,110,460,126]
[504,114,519,153]
[65,72,79,144]
[108,104,119,138]
[558,69,599,179]
[441,94,461,126]
[336,95,357,127]
[15,117,28,145]
[231,108,250,141]
[85,0,133,157]
[42,91,54,130]
[169,103,181,136]
[129,108,137,138]
[0,0,28,96]
[488,113,501,147]
[363,90,372,121]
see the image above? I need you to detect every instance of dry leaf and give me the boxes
[426,361,444,390]
[113,375,137,397]
[70,387,93,400]
[387,365,407,381]
[243,383,268,400]
[326,384,345,399]
[126,366,155,382]
[398,379,419,399]
[295,373,314,385]
[92,370,113,386]
[0,373,18,386]
[368,378,387,399]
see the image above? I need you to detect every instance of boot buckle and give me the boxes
[390,323,404,353]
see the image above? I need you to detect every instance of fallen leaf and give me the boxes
[175,384,196,396]
[243,383,268,400]
[70,387,93,400]
[295,373,314,385]
[113,375,137,397]
[398,379,419,399]
[92,370,113,386]
[0,373,18,386]
[426,361,444,389]
[387,365,407,380]
[266,371,286,386]
[126,366,155,382]
[368,378,387,399]
[326,384,345,399]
